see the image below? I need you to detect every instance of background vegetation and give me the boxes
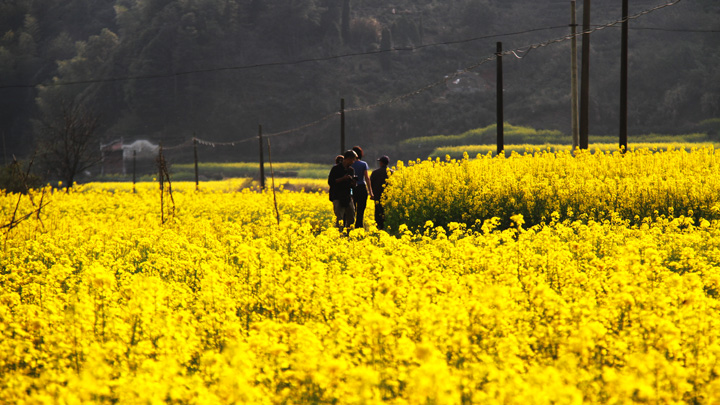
[0,0,719,171]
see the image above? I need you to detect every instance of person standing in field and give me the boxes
[328,150,358,230]
[351,146,374,229]
[370,155,393,230]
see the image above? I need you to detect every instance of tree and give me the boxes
[380,27,393,71]
[37,100,101,190]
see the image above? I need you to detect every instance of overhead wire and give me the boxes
[348,0,684,113]
[3,0,690,150]
[190,0,687,149]
[2,3,705,92]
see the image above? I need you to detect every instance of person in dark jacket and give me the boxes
[370,155,393,230]
[328,150,357,230]
[351,146,374,229]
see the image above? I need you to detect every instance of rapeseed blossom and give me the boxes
[383,146,720,232]
[1,149,720,403]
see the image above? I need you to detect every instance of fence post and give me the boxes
[132,150,136,194]
[266,137,280,225]
[158,143,164,224]
[193,135,199,191]
[340,98,346,153]
[258,124,265,191]
[496,42,504,157]
[158,143,163,191]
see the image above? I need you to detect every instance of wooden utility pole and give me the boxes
[340,98,346,153]
[579,0,591,149]
[496,42,504,156]
[619,0,629,152]
[570,0,580,149]
[258,125,265,190]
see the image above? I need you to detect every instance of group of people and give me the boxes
[328,146,393,231]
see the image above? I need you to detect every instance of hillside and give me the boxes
[0,0,718,167]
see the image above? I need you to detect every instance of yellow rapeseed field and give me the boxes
[384,146,720,231]
[2,147,720,404]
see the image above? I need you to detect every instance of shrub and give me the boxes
[0,162,44,194]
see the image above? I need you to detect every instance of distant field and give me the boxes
[90,140,717,186]
[93,162,332,185]
[430,141,718,159]
[170,162,330,181]
[82,177,330,193]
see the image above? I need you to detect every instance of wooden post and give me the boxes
[619,0,629,152]
[158,143,164,224]
[193,135,199,191]
[570,0,580,149]
[132,150,136,194]
[266,137,280,225]
[496,42,504,157]
[158,143,163,191]
[340,98,346,153]
[579,0,591,150]
[258,125,265,190]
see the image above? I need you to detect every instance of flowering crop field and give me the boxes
[2,149,720,404]
[384,146,720,232]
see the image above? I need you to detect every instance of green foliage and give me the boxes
[2,0,719,164]
[401,123,565,158]
[698,118,720,139]
[168,162,331,181]
[0,162,43,194]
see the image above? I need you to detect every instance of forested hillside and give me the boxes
[1,0,718,165]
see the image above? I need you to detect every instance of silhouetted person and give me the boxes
[370,155,393,230]
[351,146,374,229]
[328,150,358,230]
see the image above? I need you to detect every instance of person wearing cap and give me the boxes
[328,150,358,230]
[351,146,374,229]
[370,155,393,230]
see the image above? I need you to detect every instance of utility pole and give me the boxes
[619,0,629,152]
[570,0,580,149]
[193,135,199,191]
[580,0,591,150]
[496,42,504,156]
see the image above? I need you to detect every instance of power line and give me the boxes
[592,25,720,33]
[192,112,338,147]
[349,0,685,111]
[505,0,686,58]
[629,27,720,33]
[1,25,567,90]
[176,0,688,148]
[189,0,687,148]
[1,17,701,91]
